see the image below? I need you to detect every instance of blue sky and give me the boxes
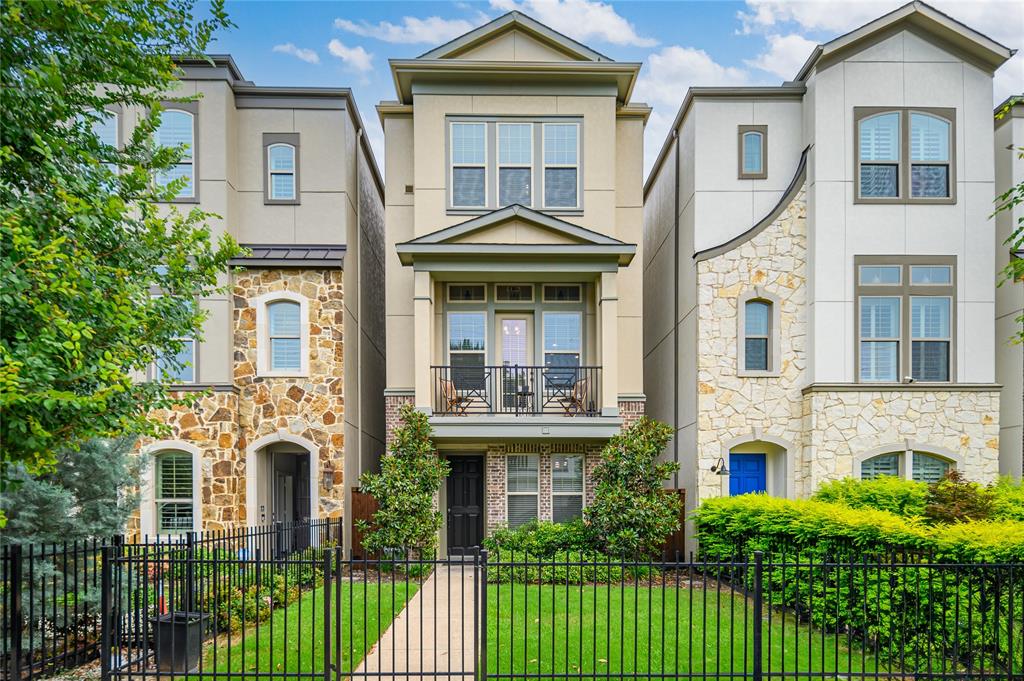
[202,0,1023,176]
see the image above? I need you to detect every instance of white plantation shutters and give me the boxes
[451,122,486,207]
[911,297,951,381]
[552,455,583,522]
[155,110,195,198]
[268,301,302,371]
[498,123,532,206]
[910,113,951,198]
[861,453,900,480]
[859,297,900,381]
[543,124,579,208]
[506,455,538,528]
[858,112,900,198]
[912,452,950,483]
[156,452,194,533]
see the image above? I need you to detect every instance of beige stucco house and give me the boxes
[995,96,1023,480]
[378,12,651,555]
[129,57,386,553]
[643,1,1015,520]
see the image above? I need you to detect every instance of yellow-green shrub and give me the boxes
[812,476,928,516]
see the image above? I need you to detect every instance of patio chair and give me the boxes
[558,377,589,416]
[440,378,472,415]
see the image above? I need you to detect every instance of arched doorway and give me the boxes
[247,432,319,554]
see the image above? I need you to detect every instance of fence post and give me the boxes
[478,549,488,681]
[752,551,763,681]
[8,544,23,681]
[185,531,196,612]
[274,521,283,561]
[322,549,332,681]
[100,545,112,681]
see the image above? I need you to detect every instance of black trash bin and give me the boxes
[149,611,210,673]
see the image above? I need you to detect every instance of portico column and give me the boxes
[599,271,619,416]
[413,270,434,412]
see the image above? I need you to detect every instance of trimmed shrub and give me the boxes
[813,476,928,516]
[483,520,592,557]
[991,476,1024,521]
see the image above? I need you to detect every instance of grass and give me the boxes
[486,581,883,678]
[196,580,418,676]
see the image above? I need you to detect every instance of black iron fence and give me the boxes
[1,519,341,681]
[431,364,601,416]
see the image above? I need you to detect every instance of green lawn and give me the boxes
[486,582,883,678]
[197,580,418,676]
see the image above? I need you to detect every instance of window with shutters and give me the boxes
[854,108,955,204]
[859,449,954,482]
[912,452,951,483]
[155,452,194,534]
[155,108,196,200]
[855,257,955,383]
[506,455,538,528]
[860,453,900,480]
[257,293,309,377]
[447,118,582,212]
[552,454,583,523]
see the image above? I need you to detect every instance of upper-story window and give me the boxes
[155,108,196,200]
[264,133,300,204]
[855,108,955,204]
[738,290,780,376]
[151,296,196,384]
[256,292,309,376]
[855,257,955,383]
[448,118,582,212]
[92,109,119,149]
[738,125,767,179]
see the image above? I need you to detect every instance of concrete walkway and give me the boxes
[353,562,480,680]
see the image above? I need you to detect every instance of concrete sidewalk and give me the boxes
[352,562,480,681]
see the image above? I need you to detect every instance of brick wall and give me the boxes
[384,392,415,449]
[618,399,646,429]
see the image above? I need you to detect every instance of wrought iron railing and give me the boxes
[431,364,601,416]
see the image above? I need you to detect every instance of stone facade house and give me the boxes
[378,12,650,555]
[643,1,1015,522]
[132,57,386,555]
[995,97,1023,480]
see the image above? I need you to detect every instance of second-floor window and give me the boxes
[268,301,302,372]
[738,125,767,179]
[448,118,582,212]
[855,108,954,203]
[155,109,195,200]
[856,257,955,383]
[743,300,771,371]
[268,144,296,200]
[155,339,196,383]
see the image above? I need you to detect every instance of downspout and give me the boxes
[355,128,364,482]
[672,129,680,489]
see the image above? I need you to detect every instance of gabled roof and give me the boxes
[418,11,612,62]
[794,1,1014,81]
[395,204,636,267]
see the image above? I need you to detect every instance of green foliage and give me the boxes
[357,404,450,556]
[992,476,1024,521]
[1,437,144,543]
[994,96,1023,345]
[923,469,996,523]
[483,519,592,557]
[813,476,928,516]
[0,0,242,478]
[585,417,680,558]
[485,551,649,584]
[205,573,304,633]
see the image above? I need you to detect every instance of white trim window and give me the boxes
[743,300,771,372]
[155,109,195,199]
[497,123,533,207]
[552,454,583,523]
[256,292,309,377]
[506,454,538,528]
[155,451,195,534]
[268,143,296,200]
[451,122,486,208]
[542,123,579,209]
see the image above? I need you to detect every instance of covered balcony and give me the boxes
[432,364,601,416]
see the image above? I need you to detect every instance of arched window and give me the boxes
[859,448,955,482]
[155,451,195,534]
[860,453,900,480]
[738,290,779,375]
[912,451,951,483]
[267,144,296,200]
[268,301,302,372]
[909,112,951,198]
[739,127,766,178]
[857,111,900,198]
[856,108,955,203]
[155,109,195,199]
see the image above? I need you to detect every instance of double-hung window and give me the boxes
[552,454,583,522]
[451,122,486,208]
[448,311,486,389]
[855,108,954,203]
[155,109,196,199]
[498,123,532,206]
[543,312,581,389]
[268,144,296,200]
[743,300,771,371]
[155,451,194,534]
[506,455,538,528]
[268,301,302,372]
[856,257,955,383]
[543,123,579,208]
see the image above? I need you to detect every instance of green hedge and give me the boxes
[482,520,592,557]
[812,476,929,516]
[695,494,1024,673]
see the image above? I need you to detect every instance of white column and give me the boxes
[599,271,619,416]
[413,270,434,412]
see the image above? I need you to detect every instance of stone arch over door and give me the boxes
[721,432,797,499]
[246,431,321,527]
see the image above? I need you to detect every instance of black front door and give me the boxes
[446,456,484,556]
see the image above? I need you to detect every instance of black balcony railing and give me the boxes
[431,364,601,416]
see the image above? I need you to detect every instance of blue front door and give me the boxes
[729,453,767,495]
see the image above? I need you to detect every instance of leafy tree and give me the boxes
[1,437,145,544]
[358,404,450,557]
[585,417,681,557]
[0,0,241,480]
[994,95,1023,344]
[923,469,996,524]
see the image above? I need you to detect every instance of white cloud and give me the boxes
[327,39,374,73]
[489,0,657,47]
[334,15,480,44]
[272,43,320,64]
[744,33,818,79]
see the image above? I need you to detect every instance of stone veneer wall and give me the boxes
[802,389,1001,487]
[695,187,808,503]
